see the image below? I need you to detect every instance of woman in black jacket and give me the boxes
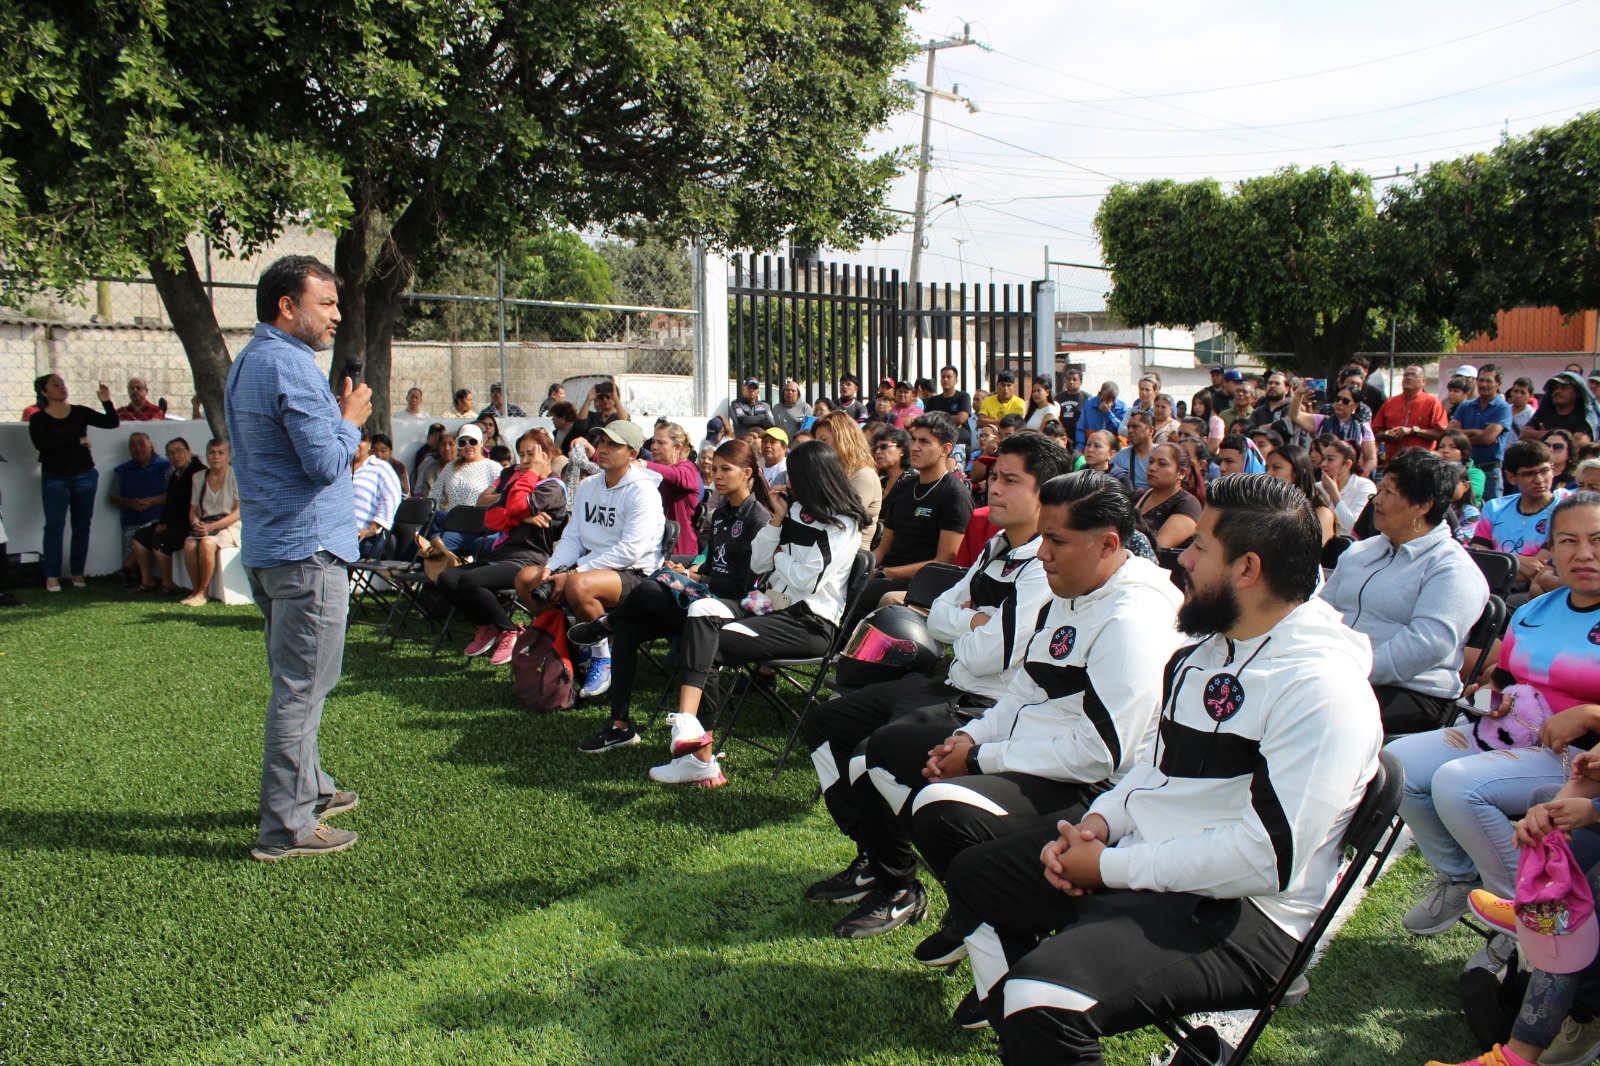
[27,375,119,591]
[569,438,777,754]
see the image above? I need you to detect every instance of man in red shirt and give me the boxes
[116,377,167,421]
[1370,363,1446,461]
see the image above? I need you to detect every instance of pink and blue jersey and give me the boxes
[1474,491,1571,557]
[1499,589,1600,714]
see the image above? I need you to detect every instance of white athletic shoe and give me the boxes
[648,753,727,788]
[667,712,712,756]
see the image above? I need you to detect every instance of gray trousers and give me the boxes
[247,552,350,847]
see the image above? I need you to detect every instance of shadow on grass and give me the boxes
[0,807,258,861]
[419,861,975,1066]
[135,611,262,631]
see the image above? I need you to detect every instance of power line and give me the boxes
[1038,0,1586,103]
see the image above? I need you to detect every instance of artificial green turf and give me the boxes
[0,586,1486,1064]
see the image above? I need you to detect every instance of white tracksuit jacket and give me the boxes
[960,554,1184,784]
[926,532,1054,702]
[1089,597,1383,940]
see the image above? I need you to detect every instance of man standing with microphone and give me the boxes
[227,255,370,862]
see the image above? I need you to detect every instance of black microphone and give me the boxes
[344,357,364,390]
[157,397,167,413]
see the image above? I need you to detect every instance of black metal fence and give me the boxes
[728,254,1036,402]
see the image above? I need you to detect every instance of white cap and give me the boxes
[456,423,484,443]
[1454,364,1479,378]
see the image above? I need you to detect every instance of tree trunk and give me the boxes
[331,197,437,434]
[148,244,233,441]
[332,208,372,425]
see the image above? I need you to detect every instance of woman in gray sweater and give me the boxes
[1319,448,1490,736]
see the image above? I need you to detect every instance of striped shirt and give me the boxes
[352,455,402,532]
[224,323,360,567]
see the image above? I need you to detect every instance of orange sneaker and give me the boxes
[1425,1043,1536,1066]
[1468,888,1517,935]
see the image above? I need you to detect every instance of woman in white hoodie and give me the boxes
[651,441,870,788]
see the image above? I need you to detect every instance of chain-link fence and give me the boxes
[1,236,698,422]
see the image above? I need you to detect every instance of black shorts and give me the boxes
[615,567,648,600]
[134,523,187,556]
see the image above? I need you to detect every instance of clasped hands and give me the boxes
[1040,814,1109,896]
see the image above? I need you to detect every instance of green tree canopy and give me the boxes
[2,0,915,429]
[1094,111,1600,379]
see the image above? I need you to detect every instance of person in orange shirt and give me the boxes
[1371,364,1448,462]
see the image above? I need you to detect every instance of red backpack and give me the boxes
[511,608,575,712]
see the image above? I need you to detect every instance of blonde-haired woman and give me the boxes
[811,410,882,550]
[646,421,702,555]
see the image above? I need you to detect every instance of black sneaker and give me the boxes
[732,670,777,698]
[314,790,360,819]
[578,723,639,754]
[805,853,877,903]
[913,916,969,968]
[952,989,990,1030]
[832,881,928,939]
[0,592,20,607]
[567,617,611,647]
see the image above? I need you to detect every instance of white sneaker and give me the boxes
[648,753,727,788]
[667,712,712,756]
[1543,1014,1600,1066]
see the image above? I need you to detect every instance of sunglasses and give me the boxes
[456,438,478,447]
[1550,442,1569,451]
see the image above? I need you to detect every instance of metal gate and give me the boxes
[728,254,1036,401]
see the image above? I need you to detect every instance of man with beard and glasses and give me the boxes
[937,474,1381,1053]
[226,255,369,862]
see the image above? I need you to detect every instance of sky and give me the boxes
[837,0,1600,308]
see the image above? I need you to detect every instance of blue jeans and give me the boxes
[1387,725,1574,897]
[1477,461,1503,502]
[40,469,99,579]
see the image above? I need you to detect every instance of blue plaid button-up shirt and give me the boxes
[225,323,360,568]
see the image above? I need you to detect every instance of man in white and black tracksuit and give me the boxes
[833,469,1183,941]
[802,434,1071,932]
[942,475,1382,1057]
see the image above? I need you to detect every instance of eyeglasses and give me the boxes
[1514,466,1553,479]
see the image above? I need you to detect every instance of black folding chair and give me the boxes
[1365,595,1508,885]
[1157,749,1403,1066]
[1467,548,1519,598]
[348,497,435,626]
[904,562,967,610]
[714,550,876,779]
[383,505,490,649]
[1319,534,1354,572]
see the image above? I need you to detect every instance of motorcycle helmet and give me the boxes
[834,605,947,687]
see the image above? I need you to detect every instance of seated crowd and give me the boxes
[95,358,1600,1063]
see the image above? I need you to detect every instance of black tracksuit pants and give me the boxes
[602,579,688,724]
[944,827,1298,1065]
[679,601,834,729]
[803,675,969,878]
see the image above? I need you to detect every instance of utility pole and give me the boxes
[907,26,979,299]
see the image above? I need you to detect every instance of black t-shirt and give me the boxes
[923,391,971,420]
[703,493,772,599]
[880,471,974,568]
[1054,389,1090,442]
[1138,488,1203,545]
[1527,404,1590,435]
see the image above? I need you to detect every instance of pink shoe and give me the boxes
[463,624,498,657]
[489,627,522,666]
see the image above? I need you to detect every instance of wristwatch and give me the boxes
[965,744,983,776]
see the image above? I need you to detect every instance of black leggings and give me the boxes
[434,560,526,631]
[604,579,689,724]
[946,828,1297,1061]
[679,602,835,729]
